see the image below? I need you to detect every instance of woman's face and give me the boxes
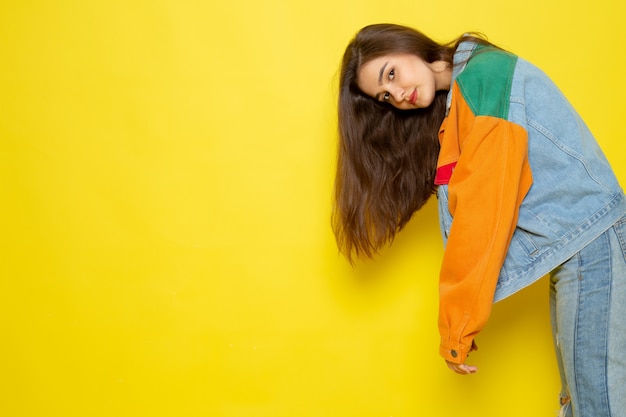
[357,53,451,110]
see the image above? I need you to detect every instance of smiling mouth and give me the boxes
[409,89,418,105]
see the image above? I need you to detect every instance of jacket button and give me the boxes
[451,350,458,358]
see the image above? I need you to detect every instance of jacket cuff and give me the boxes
[439,339,472,363]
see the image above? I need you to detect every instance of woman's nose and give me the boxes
[391,88,405,102]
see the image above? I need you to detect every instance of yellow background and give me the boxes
[1,1,624,416]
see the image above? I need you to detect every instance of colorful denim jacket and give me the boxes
[435,42,626,363]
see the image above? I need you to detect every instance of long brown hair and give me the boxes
[332,24,487,262]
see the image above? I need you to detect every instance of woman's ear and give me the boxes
[430,60,450,73]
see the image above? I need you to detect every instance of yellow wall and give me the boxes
[1,1,624,416]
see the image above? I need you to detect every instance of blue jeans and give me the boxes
[549,216,626,417]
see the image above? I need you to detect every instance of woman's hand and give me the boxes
[445,361,478,374]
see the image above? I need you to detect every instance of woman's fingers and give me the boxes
[446,360,479,374]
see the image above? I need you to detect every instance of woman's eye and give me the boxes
[383,92,390,101]
[389,69,395,80]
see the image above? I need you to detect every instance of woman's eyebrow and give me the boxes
[378,61,389,86]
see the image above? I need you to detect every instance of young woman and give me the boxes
[332,23,626,417]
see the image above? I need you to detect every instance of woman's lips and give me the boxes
[409,89,418,105]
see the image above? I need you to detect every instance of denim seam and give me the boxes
[604,233,612,417]
[573,251,581,414]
